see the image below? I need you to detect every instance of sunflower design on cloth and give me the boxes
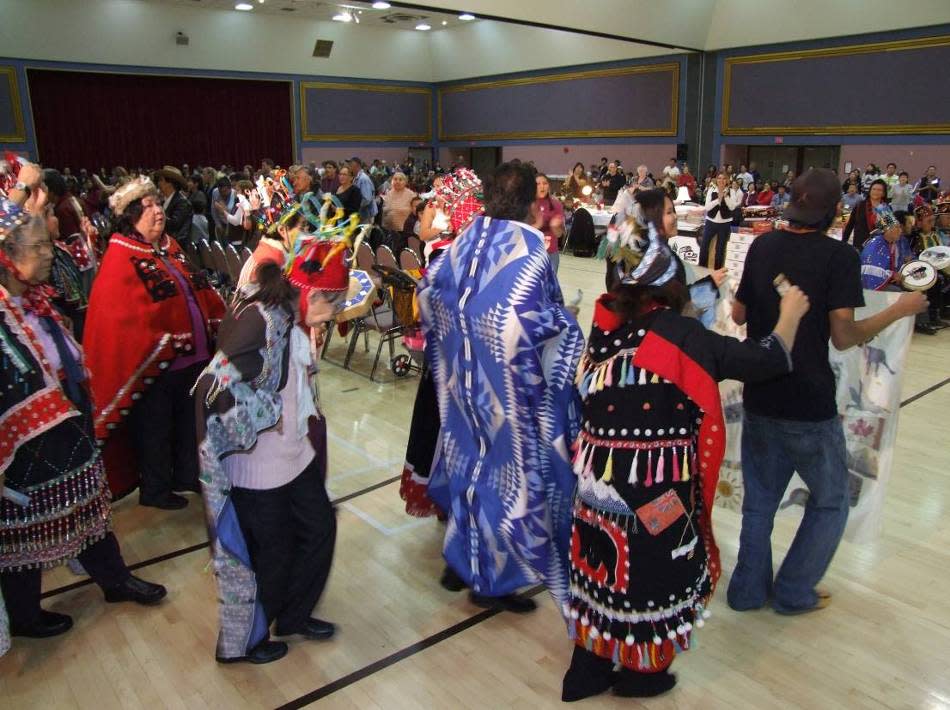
[714,460,743,511]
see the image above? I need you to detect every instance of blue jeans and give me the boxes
[726,412,850,613]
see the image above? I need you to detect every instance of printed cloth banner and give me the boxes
[713,289,913,543]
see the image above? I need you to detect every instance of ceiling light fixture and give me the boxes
[441,20,447,25]
[235,2,254,9]
[371,1,391,8]
[332,11,353,21]
[459,13,475,20]
[415,23,431,30]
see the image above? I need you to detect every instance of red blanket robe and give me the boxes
[83,232,225,496]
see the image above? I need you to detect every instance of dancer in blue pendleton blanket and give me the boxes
[419,162,585,614]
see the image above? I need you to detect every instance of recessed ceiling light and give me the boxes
[459,13,475,21]
[415,23,431,30]
[235,2,253,9]
[441,20,447,25]
[371,1,391,8]
[332,11,353,21]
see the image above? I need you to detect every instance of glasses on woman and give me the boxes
[25,240,54,255]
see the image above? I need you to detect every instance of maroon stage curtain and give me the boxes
[27,69,292,170]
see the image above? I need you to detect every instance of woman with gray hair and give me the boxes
[381,171,417,233]
[0,197,165,648]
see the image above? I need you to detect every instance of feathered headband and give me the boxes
[110,176,159,216]
[870,205,900,235]
[254,169,303,234]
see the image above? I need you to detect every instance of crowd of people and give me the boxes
[557,156,949,334]
[0,147,935,700]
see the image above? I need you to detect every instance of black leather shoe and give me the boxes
[469,592,537,614]
[276,617,336,640]
[139,493,188,510]
[440,566,467,592]
[216,639,288,665]
[103,575,168,605]
[11,609,74,638]
[613,669,677,698]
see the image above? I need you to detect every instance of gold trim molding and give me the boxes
[438,63,680,142]
[300,82,432,143]
[0,67,26,143]
[722,35,950,135]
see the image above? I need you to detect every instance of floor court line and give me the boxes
[269,377,950,708]
[36,377,946,700]
[272,586,545,710]
[39,475,404,600]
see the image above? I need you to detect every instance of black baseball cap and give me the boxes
[784,169,841,227]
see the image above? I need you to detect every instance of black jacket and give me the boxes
[164,191,194,245]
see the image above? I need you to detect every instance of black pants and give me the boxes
[700,220,732,270]
[0,533,129,627]
[926,274,948,320]
[230,457,336,634]
[129,361,205,503]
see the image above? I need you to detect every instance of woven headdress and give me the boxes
[110,176,159,216]
[436,168,484,234]
[0,152,25,197]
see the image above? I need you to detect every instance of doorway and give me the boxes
[470,147,502,180]
[744,145,841,184]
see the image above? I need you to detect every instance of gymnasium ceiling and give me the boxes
[148,0,950,50]
[6,0,950,83]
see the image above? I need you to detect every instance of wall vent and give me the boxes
[313,40,334,58]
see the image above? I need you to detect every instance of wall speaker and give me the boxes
[676,143,688,162]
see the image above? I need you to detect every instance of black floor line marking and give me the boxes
[332,474,400,505]
[339,387,359,393]
[899,376,950,409]
[40,541,210,599]
[37,376,947,693]
[274,586,544,710]
[271,377,950,708]
[40,476,402,599]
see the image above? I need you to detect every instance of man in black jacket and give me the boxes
[155,166,194,247]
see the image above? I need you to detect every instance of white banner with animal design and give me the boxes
[714,290,914,544]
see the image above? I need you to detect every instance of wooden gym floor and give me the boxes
[1,254,948,709]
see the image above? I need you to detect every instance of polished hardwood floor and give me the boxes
[2,254,948,709]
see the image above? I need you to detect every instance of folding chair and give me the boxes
[225,243,243,284]
[400,249,422,271]
[375,245,399,271]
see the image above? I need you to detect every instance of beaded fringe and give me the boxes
[0,456,112,571]
[573,434,694,489]
[566,602,711,671]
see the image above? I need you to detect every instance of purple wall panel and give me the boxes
[440,66,677,139]
[725,41,950,132]
[0,69,23,139]
[302,84,429,140]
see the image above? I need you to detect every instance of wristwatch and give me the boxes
[14,180,30,195]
